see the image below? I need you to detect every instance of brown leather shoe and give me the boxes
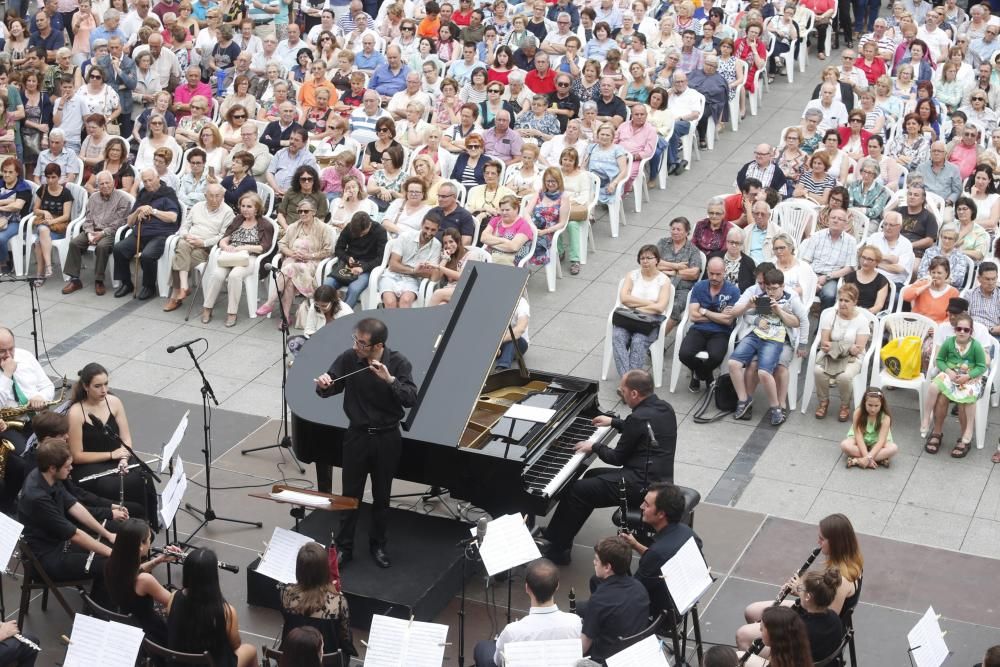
[95,281,106,296]
[163,298,181,312]
[61,280,83,295]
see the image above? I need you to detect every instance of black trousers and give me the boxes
[679,329,732,382]
[473,640,499,667]
[543,468,645,552]
[38,547,106,587]
[0,635,39,667]
[836,0,853,42]
[337,427,401,552]
[112,232,168,289]
[316,462,334,494]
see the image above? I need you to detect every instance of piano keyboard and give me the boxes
[523,417,612,498]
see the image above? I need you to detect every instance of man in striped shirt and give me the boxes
[963,262,1000,338]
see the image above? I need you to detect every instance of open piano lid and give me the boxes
[287,262,530,447]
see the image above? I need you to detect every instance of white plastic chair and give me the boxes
[578,173,600,266]
[13,184,87,277]
[256,182,276,218]
[747,68,765,117]
[237,217,279,318]
[799,308,878,414]
[633,154,652,213]
[667,289,739,392]
[796,8,816,73]
[974,338,1000,449]
[601,277,675,388]
[772,199,818,246]
[607,153,633,238]
[868,312,937,426]
[364,238,434,310]
[680,92,705,172]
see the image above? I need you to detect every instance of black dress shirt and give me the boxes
[635,522,702,615]
[547,90,580,133]
[597,394,677,485]
[317,346,418,427]
[17,468,79,560]
[580,574,649,663]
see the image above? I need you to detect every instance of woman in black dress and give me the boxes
[167,548,257,667]
[31,162,74,286]
[67,362,156,524]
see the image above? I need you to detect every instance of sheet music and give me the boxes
[503,404,556,423]
[159,458,187,528]
[269,489,332,507]
[255,527,315,584]
[659,537,712,615]
[478,514,541,576]
[504,638,582,667]
[64,615,145,667]
[907,606,949,667]
[159,410,189,473]
[605,635,669,667]
[364,614,448,667]
[0,511,23,571]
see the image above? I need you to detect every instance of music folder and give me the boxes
[907,606,949,667]
[605,635,669,667]
[63,614,144,667]
[659,536,712,616]
[362,614,449,667]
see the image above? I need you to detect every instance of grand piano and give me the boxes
[288,263,617,519]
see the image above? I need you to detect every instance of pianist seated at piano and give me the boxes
[67,363,159,526]
[377,213,442,308]
[539,369,676,565]
[279,542,356,658]
[495,293,531,372]
[472,558,581,667]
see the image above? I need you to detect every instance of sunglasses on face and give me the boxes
[297,208,313,214]
[954,326,972,333]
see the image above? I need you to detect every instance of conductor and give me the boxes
[540,369,676,565]
[314,318,417,570]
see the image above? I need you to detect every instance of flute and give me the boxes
[150,547,240,574]
[13,634,39,651]
[78,460,159,482]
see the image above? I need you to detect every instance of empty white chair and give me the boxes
[772,199,818,246]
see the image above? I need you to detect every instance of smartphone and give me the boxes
[755,295,772,315]
[208,166,216,179]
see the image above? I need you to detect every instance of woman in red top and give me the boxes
[837,110,873,162]
[734,22,767,115]
[801,0,836,60]
[854,40,886,86]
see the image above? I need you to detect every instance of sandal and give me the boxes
[814,399,829,419]
[200,308,212,324]
[878,458,891,468]
[570,261,580,275]
[846,457,858,468]
[225,314,238,328]
[925,433,943,454]
[838,404,851,422]
[951,438,971,459]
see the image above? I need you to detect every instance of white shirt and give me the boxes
[837,66,868,90]
[132,44,182,89]
[539,134,589,166]
[0,349,55,408]
[508,296,531,344]
[387,89,432,119]
[493,604,580,665]
[917,25,951,61]
[121,9,161,36]
[865,231,915,284]
[803,99,849,132]
[666,87,704,121]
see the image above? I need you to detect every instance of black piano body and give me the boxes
[287,263,617,519]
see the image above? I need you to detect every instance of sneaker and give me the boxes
[769,407,786,426]
[734,398,753,420]
[688,377,701,393]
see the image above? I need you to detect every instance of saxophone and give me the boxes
[0,381,68,477]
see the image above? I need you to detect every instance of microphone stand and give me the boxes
[457,538,482,667]
[240,267,305,472]
[181,342,263,542]
[0,275,41,357]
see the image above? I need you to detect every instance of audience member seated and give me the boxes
[917,140,963,206]
[30,163,73,287]
[708,227,757,290]
[578,536,649,664]
[918,224,969,288]
[378,212,442,308]
[952,196,990,264]
[842,246,889,314]
[964,261,1000,336]
[164,184,235,312]
[428,229,479,306]
[800,209,858,308]
[167,548,258,667]
[267,128,320,204]
[277,165,328,232]
[220,151,258,213]
[613,103,656,195]
[472,558,580,667]
[0,158,35,276]
[328,176,368,231]
[262,101,304,155]
[201,193,275,324]
[745,201,780,264]
[803,83,849,132]
[680,255,741,391]
[886,113,930,171]
[496,292,531,371]
[610,244,671,378]
[448,132,490,188]
[665,71,702,174]
[655,217,702,337]
[323,212,387,307]
[903,255,960,323]
[383,176,432,237]
[279,542,356,657]
[523,168,570,267]
[722,179,760,228]
[793,150,837,205]
[466,161,514,230]
[847,157,891,223]
[102,518,175,644]
[813,284,871,421]
[301,285,353,338]
[366,143,407,216]
[921,312,987,458]
[85,137,135,193]
[481,195,535,266]
[482,109,522,165]
[965,165,1000,236]
[692,197,733,255]
[841,386,899,469]
[112,169,182,300]
[737,143,788,194]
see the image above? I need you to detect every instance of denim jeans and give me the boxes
[668,120,690,165]
[818,277,839,309]
[649,136,668,180]
[0,222,21,266]
[496,337,528,369]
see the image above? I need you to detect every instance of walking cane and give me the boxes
[132,217,142,298]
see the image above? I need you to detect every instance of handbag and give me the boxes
[328,260,359,283]
[612,307,664,336]
[693,375,738,423]
[880,335,922,380]
[217,250,250,267]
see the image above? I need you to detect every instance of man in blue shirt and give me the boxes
[354,33,386,72]
[369,45,409,102]
[29,12,64,63]
[678,256,741,392]
[90,10,127,50]
[29,0,64,37]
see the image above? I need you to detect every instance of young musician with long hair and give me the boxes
[166,548,257,667]
[103,518,175,644]
[279,542,355,656]
[757,606,813,667]
[278,627,323,667]
[737,514,862,651]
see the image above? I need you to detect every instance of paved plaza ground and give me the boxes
[3,42,1000,665]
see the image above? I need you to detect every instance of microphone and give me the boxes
[262,263,280,273]
[476,516,488,548]
[166,338,205,353]
[646,422,659,450]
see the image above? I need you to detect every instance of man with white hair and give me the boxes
[163,183,234,312]
[665,72,703,174]
[837,49,868,90]
[803,83,849,131]
[223,124,272,181]
[541,12,575,54]
[112,169,182,300]
[276,23,305,71]
[858,18,899,62]
[737,144,788,193]
[917,140,963,205]
[262,102,302,154]
[349,90,391,145]
[61,171,132,296]
[539,119,589,166]
[483,110,523,165]
[387,71,431,121]
[132,33,181,90]
[526,52,557,94]
[121,0,161,36]
[33,129,77,185]
[800,208,858,308]
[969,24,1000,68]
[614,104,657,194]
[89,9,126,49]
[266,128,318,196]
[865,210,914,291]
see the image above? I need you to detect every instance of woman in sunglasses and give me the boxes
[220,104,251,150]
[921,312,987,458]
[278,165,329,231]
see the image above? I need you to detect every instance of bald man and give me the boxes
[736,144,788,194]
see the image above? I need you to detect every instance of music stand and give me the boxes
[0,275,42,357]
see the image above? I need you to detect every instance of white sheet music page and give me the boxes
[64,615,145,667]
[160,410,189,473]
[503,638,582,667]
[269,488,332,507]
[503,404,556,423]
[159,458,187,528]
[364,614,449,667]
[0,511,23,571]
[659,537,712,615]
[605,635,669,667]
[255,527,315,584]
[478,514,541,576]
[907,606,949,667]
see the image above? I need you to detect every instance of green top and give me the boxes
[935,336,988,379]
[847,417,893,446]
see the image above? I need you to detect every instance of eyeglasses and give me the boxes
[954,326,972,333]
[150,121,164,125]
[488,88,502,93]
[466,144,482,149]
[726,239,742,245]
[638,255,657,261]
[860,255,877,262]
[850,118,863,123]
[557,82,570,87]
[773,245,788,251]
[401,26,414,31]
[352,335,374,349]
[297,208,313,214]
[973,96,987,101]
[233,114,246,119]
[377,127,391,133]
[299,176,314,181]
[89,74,102,80]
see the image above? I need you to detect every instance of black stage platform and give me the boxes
[248,504,472,628]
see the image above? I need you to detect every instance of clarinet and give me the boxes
[150,547,241,574]
[741,547,823,661]
[568,587,576,614]
[118,457,127,509]
[617,476,630,535]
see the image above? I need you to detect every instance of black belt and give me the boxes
[350,423,399,434]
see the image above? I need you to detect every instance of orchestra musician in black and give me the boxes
[540,369,676,565]
[314,318,417,570]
